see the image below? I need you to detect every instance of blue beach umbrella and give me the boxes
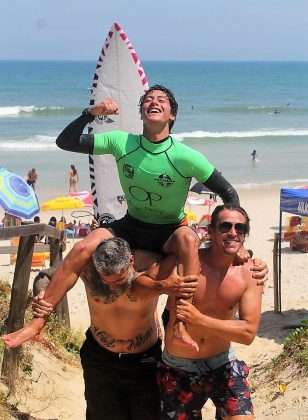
[0,167,39,219]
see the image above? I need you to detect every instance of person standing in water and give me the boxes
[250,150,257,161]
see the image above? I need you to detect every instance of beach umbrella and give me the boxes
[185,210,197,224]
[0,166,39,219]
[40,196,84,212]
[69,191,93,207]
[186,195,215,219]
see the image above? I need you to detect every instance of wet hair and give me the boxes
[138,84,178,130]
[92,238,132,276]
[209,204,251,236]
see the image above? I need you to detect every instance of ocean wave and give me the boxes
[208,104,306,114]
[0,135,57,150]
[234,178,308,189]
[0,105,74,117]
[176,129,308,140]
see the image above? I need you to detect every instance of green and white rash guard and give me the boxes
[94,130,214,224]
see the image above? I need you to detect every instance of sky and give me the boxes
[1,0,308,61]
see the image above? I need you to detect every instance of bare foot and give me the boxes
[2,319,45,348]
[172,322,199,352]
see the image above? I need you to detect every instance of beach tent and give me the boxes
[277,186,308,311]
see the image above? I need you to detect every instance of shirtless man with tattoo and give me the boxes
[2,236,197,420]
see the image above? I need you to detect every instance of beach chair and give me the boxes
[56,221,75,243]
[283,216,299,240]
[284,216,308,252]
[10,237,50,268]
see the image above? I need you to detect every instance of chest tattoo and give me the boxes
[81,263,137,304]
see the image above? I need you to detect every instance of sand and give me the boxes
[0,186,307,419]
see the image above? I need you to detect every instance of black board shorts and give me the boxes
[101,212,190,253]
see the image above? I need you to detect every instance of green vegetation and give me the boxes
[43,313,84,361]
[0,278,83,417]
[272,319,308,373]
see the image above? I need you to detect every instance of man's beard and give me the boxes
[90,267,135,299]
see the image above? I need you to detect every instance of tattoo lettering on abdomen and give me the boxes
[93,327,116,348]
[127,327,153,351]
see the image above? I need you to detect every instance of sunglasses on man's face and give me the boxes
[217,221,248,235]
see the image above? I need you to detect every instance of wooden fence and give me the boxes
[0,223,70,391]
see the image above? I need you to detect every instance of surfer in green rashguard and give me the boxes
[55,85,265,351]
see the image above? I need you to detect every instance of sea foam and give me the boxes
[0,105,64,117]
[0,135,57,150]
[175,129,308,140]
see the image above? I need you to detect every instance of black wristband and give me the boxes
[82,108,95,122]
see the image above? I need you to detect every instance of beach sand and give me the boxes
[0,187,307,419]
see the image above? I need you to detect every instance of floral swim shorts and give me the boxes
[157,349,253,419]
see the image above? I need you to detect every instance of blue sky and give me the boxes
[1,0,308,61]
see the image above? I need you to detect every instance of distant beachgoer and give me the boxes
[251,150,257,161]
[2,213,22,227]
[274,109,280,114]
[67,164,79,193]
[26,168,38,190]
[45,216,57,244]
[33,216,44,242]
[90,218,99,231]
[48,216,57,227]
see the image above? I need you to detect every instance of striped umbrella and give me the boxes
[0,167,39,219]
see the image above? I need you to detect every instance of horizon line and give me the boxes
[0,58,308,63]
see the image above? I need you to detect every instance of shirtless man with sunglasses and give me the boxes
[157,204,263,420]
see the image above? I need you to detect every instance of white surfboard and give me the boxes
[88,22,149,224]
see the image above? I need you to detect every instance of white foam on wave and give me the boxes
[0,106,36,116]
[0,105,64,117]
[0,135,57,150]
[176,129,308,140]
[234,178,308,189]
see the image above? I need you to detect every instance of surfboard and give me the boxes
[88,23,149,224]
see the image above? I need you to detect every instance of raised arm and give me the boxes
[56,98,119,153]
[203,169,240,206]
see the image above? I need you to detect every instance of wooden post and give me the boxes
[273,232,281,313]
[49,236,71,329]
[1,234,35,391]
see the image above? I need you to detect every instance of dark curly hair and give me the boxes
[139,85,178,130]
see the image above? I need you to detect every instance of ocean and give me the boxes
[0,60,308,200]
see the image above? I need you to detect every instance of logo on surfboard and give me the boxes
[98,213,116,225]
[95,115,114,125]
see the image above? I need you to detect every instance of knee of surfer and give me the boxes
[176,229,200,256]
